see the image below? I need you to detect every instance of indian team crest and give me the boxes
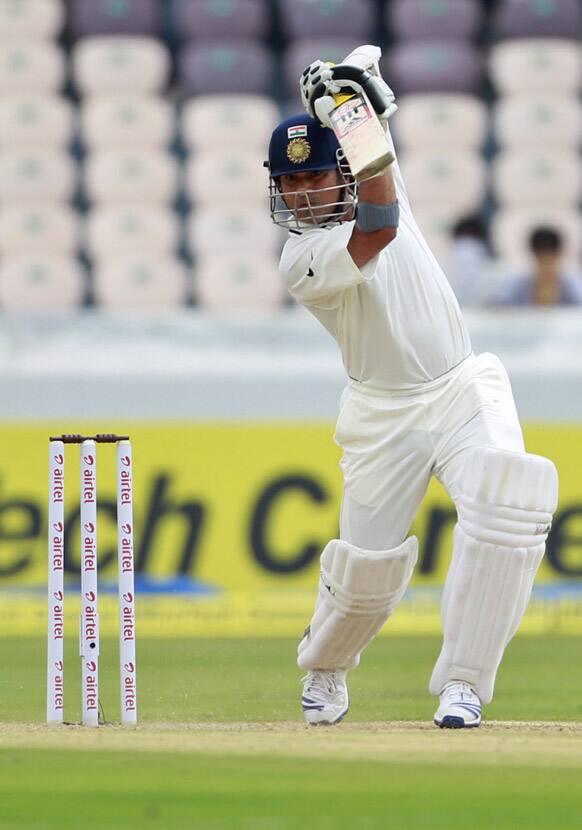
[286,137,311,165]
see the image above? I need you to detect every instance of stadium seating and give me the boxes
[84,149,177,206]
[185,148,267,208]
[0,204,78,256]
[399,150,486,215]
[0,149,76,203]
[279,0,375,39]
[0,255,85,311]
[0,95,74,149]
[69,0,164,38]
[387,0,483,41]
[489,27,582,266]
[72,37,170,95]
[80,95,175,151]
[489,39,582,94]
[0,0,64,40]
[0,0,580,312]
[492,0,582,40]
[85,206,180,262]
[92,255,191,310]
[411,205,469,265]
[188,208,283,257]
[494,95,582,150]
[394,94,487,152]
[283,38,361,103]
[384,42,484,96]
[0,41,65,94]
[194,253,284,311]
[491,206,582,268]
[492,149,582,208]
[181,95,278,152]
[171,0,270,40]
[178,41,275,96]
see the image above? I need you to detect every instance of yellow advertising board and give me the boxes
[0,423,581,635]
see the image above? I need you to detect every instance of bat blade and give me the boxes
[329,92,394,181]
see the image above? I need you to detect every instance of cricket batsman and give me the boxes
[264,45,558,728]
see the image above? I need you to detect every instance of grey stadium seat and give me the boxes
[387,0,483,41]
[171,0,270,40]
[493,0,582,40]
[278,0,375,39]
[178,41,275,96]
[384,42,484,95]
[69,0,163,38]
[283,38,361,102]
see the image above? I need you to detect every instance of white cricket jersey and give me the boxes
[279,131,472,391]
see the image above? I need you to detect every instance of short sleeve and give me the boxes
[279,222,379,305]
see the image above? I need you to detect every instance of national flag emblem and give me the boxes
[287,125,308,139]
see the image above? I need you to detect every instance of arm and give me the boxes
[301,46,399,270]
[348,165,398,268]
[281,223,376,306]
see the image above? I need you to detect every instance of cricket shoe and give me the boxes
[434,681,482,729]
[301,670,349,726]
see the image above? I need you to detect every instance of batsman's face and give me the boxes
[279,170,345,224]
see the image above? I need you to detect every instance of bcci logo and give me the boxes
[286,138,311,165]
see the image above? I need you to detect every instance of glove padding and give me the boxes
[342,44,382,75]
[300,61,397,130]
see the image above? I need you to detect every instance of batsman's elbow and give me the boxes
[348,226,397,268]
[381,226,398,246]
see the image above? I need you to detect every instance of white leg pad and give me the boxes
[430,447,558,703]
[297,536,418,671]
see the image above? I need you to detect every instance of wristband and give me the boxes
[356,200,399,232]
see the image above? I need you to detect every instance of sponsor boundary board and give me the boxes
[0,423,580,635]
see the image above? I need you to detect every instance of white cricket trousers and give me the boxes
[335,352,525,550]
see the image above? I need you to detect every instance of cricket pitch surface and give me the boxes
[2,720,582,766]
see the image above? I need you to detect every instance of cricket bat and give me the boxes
[328,90,395,182]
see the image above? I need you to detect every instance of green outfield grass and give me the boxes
[1,635,581,829]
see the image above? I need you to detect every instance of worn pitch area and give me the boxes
[1,720,582,766]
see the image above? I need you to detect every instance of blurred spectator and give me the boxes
[495,227,582,306]
[445,214,502,306]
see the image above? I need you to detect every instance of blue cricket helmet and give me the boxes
[267,113,342,178]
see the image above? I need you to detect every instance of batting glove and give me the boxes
[300,61,397,129]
